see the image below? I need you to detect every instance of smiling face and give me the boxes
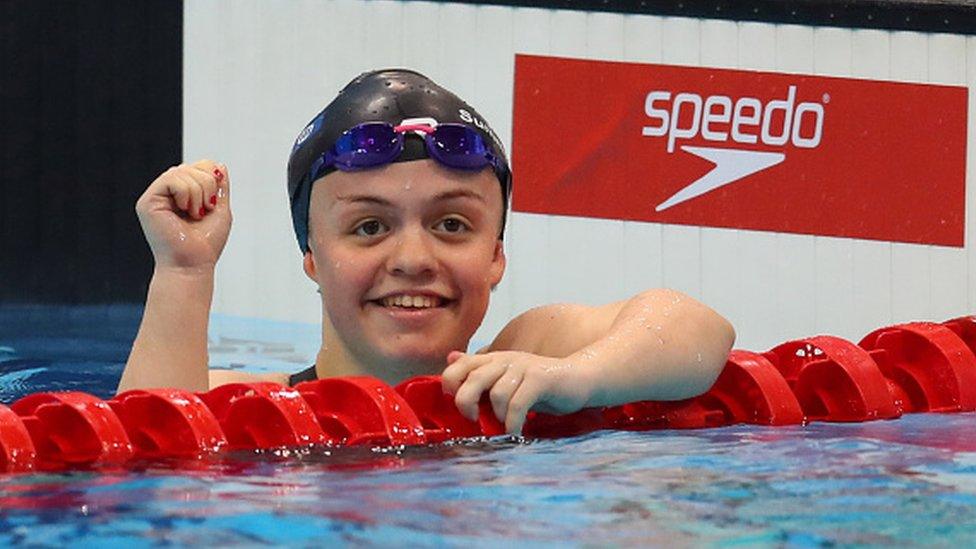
[303,159,506,381]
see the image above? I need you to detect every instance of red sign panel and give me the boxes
[512,54,968,246]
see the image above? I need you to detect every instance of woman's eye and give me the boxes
[435,217,469,233]
[354,220,387,237]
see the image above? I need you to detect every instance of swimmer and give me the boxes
[118,69,736,434]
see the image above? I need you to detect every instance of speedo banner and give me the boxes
[512,54,968,246]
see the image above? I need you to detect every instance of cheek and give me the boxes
[452,244,497,297]
[320,248,373,299]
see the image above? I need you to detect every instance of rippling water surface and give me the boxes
[2,306,975,546]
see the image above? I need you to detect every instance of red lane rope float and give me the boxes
[295,376,426,446]
[395,375,505,442]
[859,322,976,413]
[695,350,804,426]
[0,404,35,472]
[110,389,227,457]
[603,350,804,430]
[197,383,329,450]
[944,316,976,358]
[2,317,976,473]
[10,392,133,467]
[764,336,900,422]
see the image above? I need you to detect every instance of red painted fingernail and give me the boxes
[210,194,217,206]
[198,206,206,217]
[213,168,223,180]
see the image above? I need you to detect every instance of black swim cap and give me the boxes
[287,69,512,252]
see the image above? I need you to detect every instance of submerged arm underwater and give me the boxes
[441,289,736,434]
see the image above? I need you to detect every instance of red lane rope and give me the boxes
[2,316,974,472]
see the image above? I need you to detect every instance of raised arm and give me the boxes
[442,289,735,433]
[117,160,231,393]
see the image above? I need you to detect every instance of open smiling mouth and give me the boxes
[370,295,453,310]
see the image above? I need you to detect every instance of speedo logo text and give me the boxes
[641,85,828,211]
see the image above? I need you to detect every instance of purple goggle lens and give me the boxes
[312,122,500,179]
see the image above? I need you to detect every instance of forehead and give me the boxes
[309,159,502,211]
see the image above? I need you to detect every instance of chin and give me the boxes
[373,342,453,374]
[358,321,479,372]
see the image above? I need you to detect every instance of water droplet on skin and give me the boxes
[696,352,703,363]
[544,362,574,375]
[404,182,412,190]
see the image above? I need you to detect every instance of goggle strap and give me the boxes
[393,123,435,134]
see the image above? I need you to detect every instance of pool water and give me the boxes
[2,305,976,546]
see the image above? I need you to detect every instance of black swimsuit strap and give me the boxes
[288,365,318,387]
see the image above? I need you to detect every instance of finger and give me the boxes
[452,361,507,420]
[505,379,540,435]
[489,366,525,424]
[162,169,194,214]
[190,158,218,171]
[186,165,219,212]
[172,170,206,219]
[440,350,469,394]
[188,159,229,207]
[187,172,207,219]
[216,163,231,203]
[453,361,509,421]
[441,353,491,395]
[205,161,228,206]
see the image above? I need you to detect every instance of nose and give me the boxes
[386,225,437,278]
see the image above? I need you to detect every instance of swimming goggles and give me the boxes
[306,121,507,183]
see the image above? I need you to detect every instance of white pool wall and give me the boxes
[183,0,976,352]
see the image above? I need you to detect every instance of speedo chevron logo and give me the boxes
[642,86,825,211]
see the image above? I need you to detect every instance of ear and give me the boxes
[488,239,506,289]
[302,250,318,281]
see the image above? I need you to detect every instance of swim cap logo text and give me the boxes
[295,123,314,146]
[459,108,505,155]
[293,113,325,152]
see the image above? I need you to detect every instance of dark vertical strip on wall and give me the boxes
[0,0,182,303]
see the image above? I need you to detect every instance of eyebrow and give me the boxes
[334,189,486,206]
[334,194,394,206]
[431,189,487,203]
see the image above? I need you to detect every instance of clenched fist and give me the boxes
[135,159,232,271]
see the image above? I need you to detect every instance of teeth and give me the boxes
[381,295,439,308]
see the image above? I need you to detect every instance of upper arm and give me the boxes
[208,369,290,389]
[486,300,627,357]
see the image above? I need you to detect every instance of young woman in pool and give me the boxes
[118,69,735,434]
